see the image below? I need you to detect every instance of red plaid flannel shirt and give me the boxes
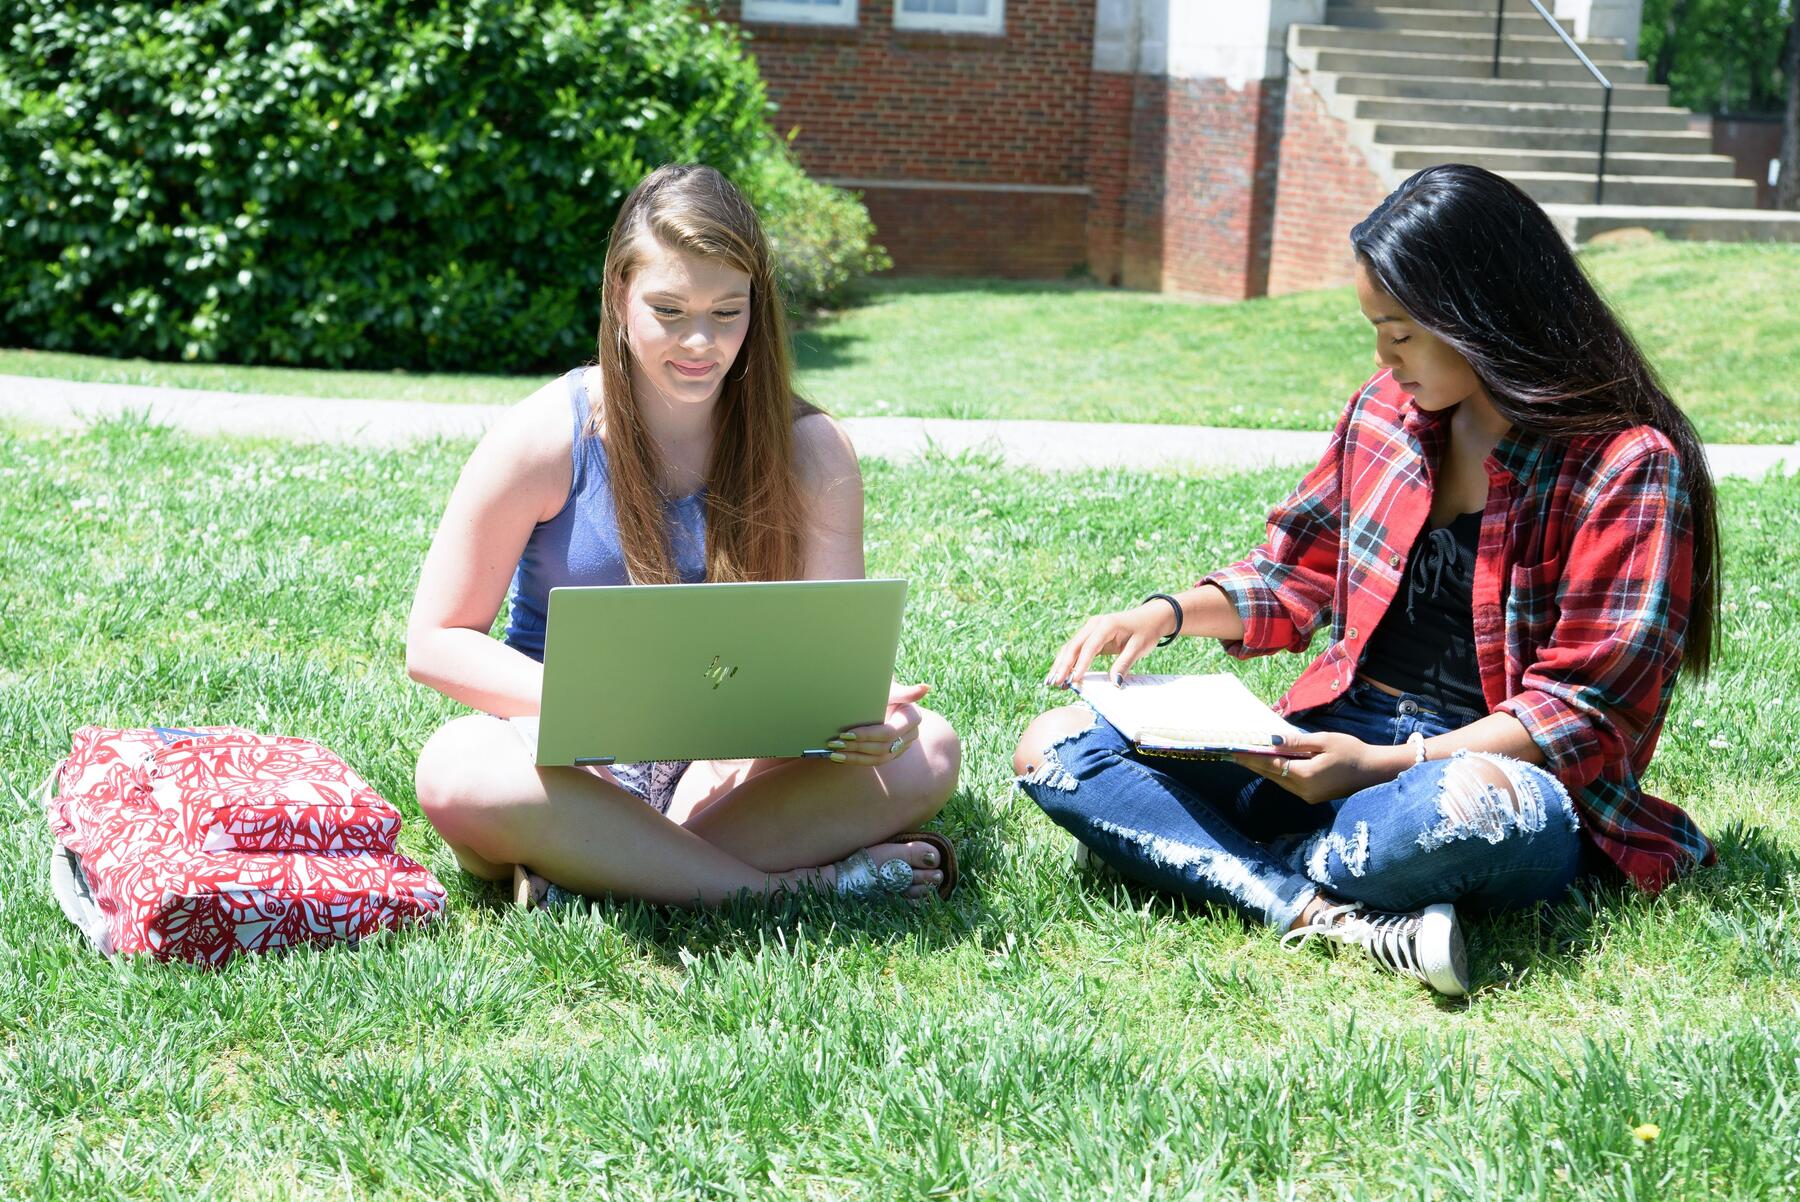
[1203,370,1713,892]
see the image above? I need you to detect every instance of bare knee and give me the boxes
[415,715,533,863]
[890,707,961,825]
[1013,705,1094,776]
[1438,755,1521,825]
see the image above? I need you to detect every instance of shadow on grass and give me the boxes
[464,783,1014,970]
[790,326,863,374]
[1467,821,1800,995]
[1058,819,1800,1004]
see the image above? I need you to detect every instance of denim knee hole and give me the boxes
[1416,750,1579,853]
[1014,709,1099,794]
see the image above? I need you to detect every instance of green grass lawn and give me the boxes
[3,419,1798,1198]
[6,239,1798,444]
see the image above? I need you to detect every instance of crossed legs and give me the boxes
[416,710,962,905]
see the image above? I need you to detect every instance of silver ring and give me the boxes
[1279,758,1290,778]
[889,738,905,754]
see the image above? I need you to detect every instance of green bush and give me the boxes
[0,0,886,372]
[748,146,891,311]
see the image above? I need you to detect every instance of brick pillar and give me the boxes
[1090,0,1324,299]
[1265,71,1391,295]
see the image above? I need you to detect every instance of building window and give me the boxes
[742,0,858,26]
[893,0,1003,35]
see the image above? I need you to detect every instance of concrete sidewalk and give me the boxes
[4,373,1797,479]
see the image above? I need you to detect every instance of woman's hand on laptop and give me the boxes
[825,682,930,765]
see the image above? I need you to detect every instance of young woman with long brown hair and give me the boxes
[1014,165,1718,995]
[408,164,961,907]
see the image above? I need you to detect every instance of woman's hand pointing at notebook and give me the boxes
[826,682,930,765]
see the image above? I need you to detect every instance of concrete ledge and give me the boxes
[1543,204,1800,244]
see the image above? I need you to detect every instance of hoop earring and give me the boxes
[729,357,750,383]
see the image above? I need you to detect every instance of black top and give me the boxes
[1357,509,1485,719]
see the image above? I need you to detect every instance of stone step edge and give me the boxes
[1363,118,1709,145]
[1297,57,1685,124]
[1389,147,1733,165]
[1293,23,1627,50]
[1351,96,1687,119]
[1297,44,1637,70]
[1327,71,1667,95]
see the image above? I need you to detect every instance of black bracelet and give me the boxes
[1144,593,1183,647]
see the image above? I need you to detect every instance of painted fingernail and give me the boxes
[829,752,847,763]
[1271,734,1285,746]
[889,738,904,753]
[827,739,846,750]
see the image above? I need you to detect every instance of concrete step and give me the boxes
[1306,48,1649,84]
[1324,4,1577,37]
[1388,146,1740,178]
[1293,24,1626,59]
[1510,172,1757,207]
[1366,119,1711,153]
[1351,96,1692,131]
[1543,203,1800,244]
[1327,72,1668,108]
[1330,0,1545,11]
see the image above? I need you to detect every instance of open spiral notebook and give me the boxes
[1073,673,1302,760]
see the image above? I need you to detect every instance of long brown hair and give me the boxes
[1351,164,1720,675]
[592,163,819,584]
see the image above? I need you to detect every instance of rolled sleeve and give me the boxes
[1199,399,1351,658]
[1496,446,1692,793]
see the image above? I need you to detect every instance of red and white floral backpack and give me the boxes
[45,724,446,965]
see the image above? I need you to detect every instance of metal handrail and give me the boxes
[1491,0,1615,204]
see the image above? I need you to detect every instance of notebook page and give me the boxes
[1073,673,1301,750]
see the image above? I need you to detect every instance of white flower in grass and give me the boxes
[1753,600,1773,612]
[1708,737,1730,750]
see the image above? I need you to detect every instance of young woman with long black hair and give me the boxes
[1014,165,1718,995]
[408,165,961,908]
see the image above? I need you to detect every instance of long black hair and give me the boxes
[1351,164,1719,676]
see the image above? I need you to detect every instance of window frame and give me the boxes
[741,0,859,27]
[892,0,1004,36]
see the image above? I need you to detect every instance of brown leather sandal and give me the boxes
[894,830,958,900]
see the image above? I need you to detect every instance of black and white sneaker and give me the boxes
[1281,900,1470,996]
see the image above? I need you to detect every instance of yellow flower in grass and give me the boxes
[1632,1122,1661,1143]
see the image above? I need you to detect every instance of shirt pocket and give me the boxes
[1504,558,1563,659]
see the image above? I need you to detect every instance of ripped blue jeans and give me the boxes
[1018,681,1583,930]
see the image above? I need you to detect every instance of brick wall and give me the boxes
[1266,72,1390,295]
[728,0,1096,184]
[1118,74,1167,289]
[723,0,1100,277]
[725,2,1385,296]
[1160,78,1284,299]
[1081,71,1133,286]
[854,185,1088,276]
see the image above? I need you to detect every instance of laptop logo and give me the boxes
[704,655,738,690]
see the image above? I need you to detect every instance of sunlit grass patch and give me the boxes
[2,419,1797,1198]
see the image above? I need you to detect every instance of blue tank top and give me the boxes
[503,369,708,661]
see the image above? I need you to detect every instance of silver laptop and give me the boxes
[528,579,908,766]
